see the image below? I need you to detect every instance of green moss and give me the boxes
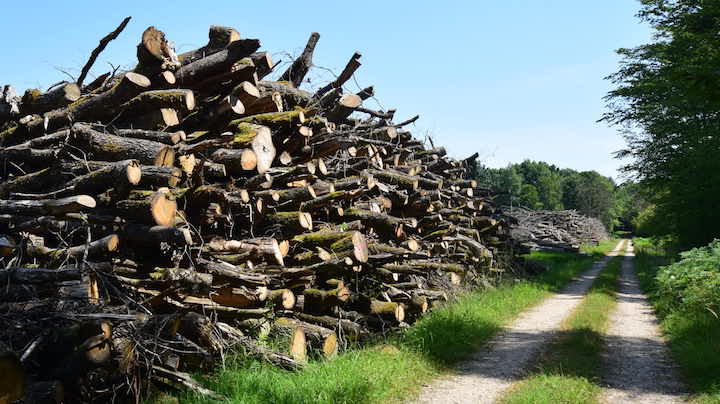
[232,111,302,129]
[230,122,258,147]
[22,88,42,103]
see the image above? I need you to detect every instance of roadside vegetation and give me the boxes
[499,255,623,404]
[633,238,720,404]
[151,243,618,404]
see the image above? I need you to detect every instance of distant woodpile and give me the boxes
[0,21,513,402]
[505,207,609,252]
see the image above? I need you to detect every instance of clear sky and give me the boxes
[0,1,651,180]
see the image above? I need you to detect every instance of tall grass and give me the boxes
[633,238,720,404]
[153,243,619,404]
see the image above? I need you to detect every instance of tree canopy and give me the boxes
[602,0,720,248]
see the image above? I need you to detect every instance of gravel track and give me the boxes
[413,241,625,404]
[600,241,686,404]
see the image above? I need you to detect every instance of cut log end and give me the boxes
[290,327,307,363]
[125,71,152,88]
[126,160,143,185]
[352,231,369,263]
[150,189,178,227]
[154,146,176,167]
[322,333,338,359]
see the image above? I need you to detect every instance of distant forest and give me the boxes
[472,160,641,232]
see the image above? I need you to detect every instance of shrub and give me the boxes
[655,240,720,317]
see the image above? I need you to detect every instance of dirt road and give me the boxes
[413,241,626,404]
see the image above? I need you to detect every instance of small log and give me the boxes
[26,234,119,262]
[116,128,185,145]
[138,165,183,188]
[21,82,81,115]
[0,267,81,284]
[71,123,175,166]
[26,72,151,137]
[302,286,350,315]
[0,195,95,216]
[174,39,261,88]
[115,189,177,226]
[279,32,320,88]
[179,25,241,65]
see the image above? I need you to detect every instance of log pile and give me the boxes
[0,23,512,403]
[504,207,609,252]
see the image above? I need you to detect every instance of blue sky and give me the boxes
[0,1,651,179]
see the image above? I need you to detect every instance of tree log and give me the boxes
[279,32,320,88]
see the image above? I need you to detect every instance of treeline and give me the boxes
[474,160,627,230]
[602,0,720,249]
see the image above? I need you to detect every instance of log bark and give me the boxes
[71,123,175,166]
[279,32,320,88]
[26,72,151,137]
[174,39,261,88]
[21,82,81,115]
[0,195,96,216]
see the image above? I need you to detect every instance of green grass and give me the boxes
[633,238,720,404]
[500,255,623,404]
[158,242,620,404]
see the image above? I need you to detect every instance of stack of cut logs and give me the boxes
[505,207,609,252]
[0,24,511,403]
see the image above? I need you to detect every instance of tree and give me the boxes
[602,0,720,248]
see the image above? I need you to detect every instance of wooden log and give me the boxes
[326,93,362,123]
[71,123,175,166]
[268,289,296,309]
[302,286,350,315]
[211,286,267,308]
[122,224,192,247]
[0,267,81,284]
[194,258,268,286]
[138,165,183,188]
[26,72,151,137]
[21,82,81,115]
[119,89,195,117]
[0,195,95,216]
[178,25,241,65]
[219,122,275,174]
[116,128,185,145]
[204,237,284,266]
[291,230,368,264]
[115,189,177,226]
[275,317,338,358]
[259,80,314,109]
[279,32,320,88]
[12,160,142,199]
[296,313,366,341]
[314,52,362,98]
[135,26,180,74]
[250,52,274,79]
[174,39,261,88]
[26,234,119,262]
[266,211,313,233]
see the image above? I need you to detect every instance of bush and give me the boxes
[655,240,720,317]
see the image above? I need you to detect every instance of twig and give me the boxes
[394,115,420,128]
[76,16,132,88]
